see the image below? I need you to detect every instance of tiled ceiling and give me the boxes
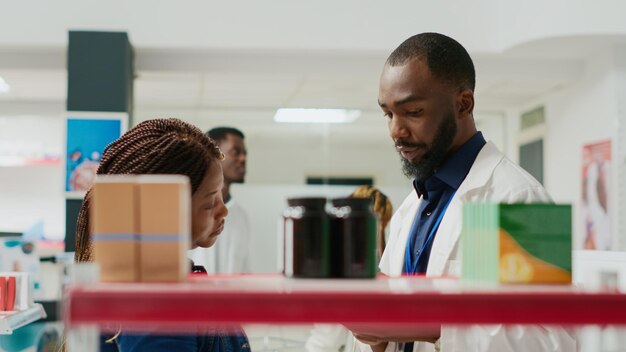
[200,73,304,108]
[0,48,583,133]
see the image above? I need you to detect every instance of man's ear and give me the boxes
[457,89,474,118]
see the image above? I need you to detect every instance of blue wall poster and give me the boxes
[65,113,127,194]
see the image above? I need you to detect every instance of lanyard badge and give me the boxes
[404,194,456,274]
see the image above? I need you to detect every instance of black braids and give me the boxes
[153,153,206,192]
[74,190,92,262]
[74,118,222,263]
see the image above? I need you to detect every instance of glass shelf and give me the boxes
[0,304,47,334]
[64,275,626,331]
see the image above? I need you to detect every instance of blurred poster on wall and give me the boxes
[65,112,127,196]
[582,139,612,250]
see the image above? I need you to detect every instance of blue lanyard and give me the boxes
[404,193,456,274]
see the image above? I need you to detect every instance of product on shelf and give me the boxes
[283,197,329,278]
[92,175,191,283]
[138,176,190,282]
[0,277,5,310]
[92,176,139,282]
[0,236,41,298]
[329,197,377,278]
[462,203,572,284]
[0,272,31,311]
[5,276,15,311]
[283,196,377,279]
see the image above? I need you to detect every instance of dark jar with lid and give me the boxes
[283,197,330,278]
[329,197,377,278]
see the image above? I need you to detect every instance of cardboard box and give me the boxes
[462,203,572,284]
[138,176,190,283]
[91,176,139,282]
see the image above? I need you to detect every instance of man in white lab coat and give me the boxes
[351,33,576,352]
[189,127,251,274]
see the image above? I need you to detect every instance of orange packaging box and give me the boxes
[91,176,139,282]
[0,277,5,310]
[5,276,15,311]
[138,176,191,283]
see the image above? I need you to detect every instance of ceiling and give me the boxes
[0,45,584,138]
[1,1,625,144]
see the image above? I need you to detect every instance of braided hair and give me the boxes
[351,185,393,261]
[74,118,223,263]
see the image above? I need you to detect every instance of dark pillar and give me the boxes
[65,31,134,252]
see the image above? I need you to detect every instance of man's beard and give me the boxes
[398,112,457,181]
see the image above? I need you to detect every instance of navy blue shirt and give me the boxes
[402,132,486,275]
[402,132,486,352]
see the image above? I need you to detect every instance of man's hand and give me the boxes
[352,332,388,352]
[347,323,441,345]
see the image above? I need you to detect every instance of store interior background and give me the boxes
[2,0,626,271]
[0,0,626,350]
[1,0,626,269]
[0,2,626,348]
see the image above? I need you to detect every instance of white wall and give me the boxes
[231,183,411,273]
[245,129,404,186]
[501,45,623,249]
[614,46,626,251]
[0,115,65,239]
[475,113,507,154]
[0,165,64,239]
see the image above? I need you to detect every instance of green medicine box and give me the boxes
[461,203,572,284]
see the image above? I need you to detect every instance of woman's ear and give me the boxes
[457,89,474,118]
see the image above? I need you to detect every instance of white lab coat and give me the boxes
[305,324,353,352]
[355,141,576,352]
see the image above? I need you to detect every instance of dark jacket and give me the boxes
[100,265,251,352]
[111,330,250,352]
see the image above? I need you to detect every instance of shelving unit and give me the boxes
[64,275,626,331]
[0,304,47,334]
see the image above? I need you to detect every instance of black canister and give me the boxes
[329,197,377,278]
[283,197,330,278]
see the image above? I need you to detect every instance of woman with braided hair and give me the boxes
[72,118,250,352]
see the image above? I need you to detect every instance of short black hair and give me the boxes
[207,127,245,142]
[387,32,475,91]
